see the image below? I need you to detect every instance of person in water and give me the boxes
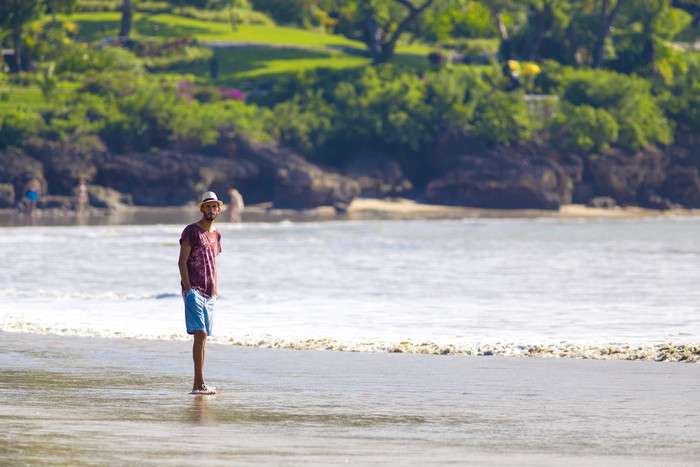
[227,187,244,223]
[178,191,223,395]
[22,178,42,217]
[73,180,89,216]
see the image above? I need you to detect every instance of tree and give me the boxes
[46,0,77,29]
[520,0,572,61]
[484,0,527,61]
[593,0,627,68]
[120,0,133,38]
[361,0,435,64]
[0,0,43,73]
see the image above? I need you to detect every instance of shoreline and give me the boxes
[2,331,699,466]
[3,324,698,363]
[2,197,698,227]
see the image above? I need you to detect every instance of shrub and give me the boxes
[330,66,432,151]
[76,0,120,12]
[39,38,144,75]
[0,107,44,149]
[143,46,213,71]
[428,51,447,67]
[655,50,700,135]
[217,99,275,144]
[80,71,137,96]
[551,103,619,152]
[538,64,673,151]
[424,66,488,128]
[438,38,499,62]
[93,46,144,74]
[172,6,273,25]
[99,81,180,151]
[167,100,224,150]
[471,91,531,146]
[250,0,337,31]
[272,89,333,153]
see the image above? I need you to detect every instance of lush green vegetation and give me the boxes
[1,0,699,187]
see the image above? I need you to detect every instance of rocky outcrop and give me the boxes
[26,136,104,196]
[587,149,668,206]
[0,183,15,208]
[663,165,700,208]
[271,164,360,211]
[2,134,699,212]
[0,147,45,199]
[574,147,700,209]
[37,195,74,210]
[344,157,413,198]
[2,139,362,210]
[424,154,572,210]
[219,135,361,211]
[93,150,257,206]
[587,196,617,208]
[87,185,134,210]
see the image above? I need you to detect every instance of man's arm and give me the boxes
[178,240,192,292]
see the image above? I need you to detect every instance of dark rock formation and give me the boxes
[587,196,617,208]
[38,195,74,210]
[344,157,413,198]
[424,154,571,210]
[0,183,15,208]
[87,185,134,210]
[219,135,361,212]
[588,149,668,206]
[0,147,45,198]
[583,147,700,209]
[26,136,104,196]
[2,133,699,212]
[663,166,700,208]
[93,150,257,206]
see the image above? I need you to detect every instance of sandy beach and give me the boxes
[1,198,699,227]
[1,331,699,466]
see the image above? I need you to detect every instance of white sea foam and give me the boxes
[1,218,699,361]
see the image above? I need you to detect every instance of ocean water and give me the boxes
[1,217,699,360]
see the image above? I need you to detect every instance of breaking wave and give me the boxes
[2,319,697,363]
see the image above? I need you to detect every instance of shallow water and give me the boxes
[1,333,699,466]
[1,217,699,360]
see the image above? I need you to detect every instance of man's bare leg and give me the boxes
[192,330,207,391]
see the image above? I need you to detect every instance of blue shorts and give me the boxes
[26,191,38,201]
[183,288,215,336]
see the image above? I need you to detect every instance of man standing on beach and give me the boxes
[178,191,223,395]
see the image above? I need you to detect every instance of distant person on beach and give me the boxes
[22,178,42,217]
[228,188,244,223]
[73,180,89,216]
[178,191,223,395]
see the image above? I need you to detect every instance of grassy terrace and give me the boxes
[0,12,435,105]
[49,12,432,81]
[65,12,365,48]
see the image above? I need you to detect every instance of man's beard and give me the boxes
[204,211,218,221]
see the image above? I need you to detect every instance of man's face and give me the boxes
[201,201,220,221]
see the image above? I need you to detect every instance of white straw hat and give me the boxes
[198,191,224,208]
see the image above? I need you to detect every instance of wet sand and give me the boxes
[1,198,698,227]
[1,331,699,466]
